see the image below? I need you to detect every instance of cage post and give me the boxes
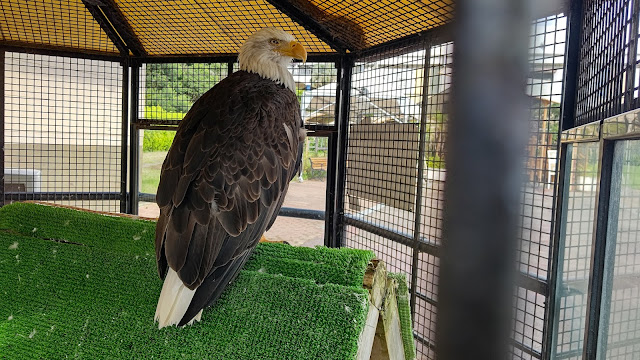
[436,0,530,358]
[324,130,338,247]
[625,0,640,106]
[227,62,234,76]
[332,55,354,248]
[561,0,583,131]
[0,50,4,207]
[582,140,615,359]
[324,61,342,248]
[120,59,130,213]
[542,1,584,357]
[128,62,141,214]
[544,142,570,360]
[409,45,431,315]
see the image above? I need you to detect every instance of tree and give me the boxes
[145,63,224,113]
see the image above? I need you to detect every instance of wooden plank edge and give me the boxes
[20,200,158,222]
[357,259,387,360]
[381,277,407,360]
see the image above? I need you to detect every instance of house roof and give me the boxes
[1,0,454,58]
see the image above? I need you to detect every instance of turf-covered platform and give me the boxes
[0,202,414,359]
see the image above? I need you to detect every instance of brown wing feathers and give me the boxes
[155,71,302,324]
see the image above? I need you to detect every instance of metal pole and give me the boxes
[582,140,615,360]
[0,50,4,207]
[410,43,431,316]
[594,141,623,359]
[560,0,584,132]
[325,61,342,248]
[332,56,354,248]
[120,59,129,213]
[436,0,530,358]
[128,62,140,214]
[543,1,584,357]
[228,61,234,76]
[543,142,570,360]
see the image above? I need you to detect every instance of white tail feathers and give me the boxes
[155,268,202,328]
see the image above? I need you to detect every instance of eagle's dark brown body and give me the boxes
[154,70,303,326]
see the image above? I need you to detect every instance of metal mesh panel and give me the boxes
[137,62,336,220]
[139,62,228,122]
[342,14,566,358]
[299,63,337,126]
[507,15,568,359]
[414,252,439,357]
[1,0,119,54]
[114,0,333,55]
[597,140,640,359]
[575,0,637,125]
[521,14,565,280]
[4,52,123,211]
[513,287,547,358]
[344,41,427,237]
[344,225,413,276]
[553,142,601,359]
[418,42,451,245]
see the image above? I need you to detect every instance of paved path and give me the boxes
[139,179,328,247]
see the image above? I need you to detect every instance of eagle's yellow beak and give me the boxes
[278,41,307,63]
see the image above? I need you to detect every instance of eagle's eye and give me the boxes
[269,39,281,46]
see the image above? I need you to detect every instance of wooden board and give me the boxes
[357,259,388,360]
[381,278,406,360]
[357,260,409,360]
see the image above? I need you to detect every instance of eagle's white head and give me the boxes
[238,28,307,92]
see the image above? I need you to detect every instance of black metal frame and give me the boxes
[551,113,640,359]
[0,50,4,208]
[120,59,130,213]
[0,1,606,359]
[582,138,615,359]
[128,63,141,214]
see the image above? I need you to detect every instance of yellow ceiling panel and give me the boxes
[0,0,119,54]
[1,0,454,57]
[114,0,334,55]
[307,0,454,48]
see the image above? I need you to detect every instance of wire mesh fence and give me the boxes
[3,52,123,212]
[597,140,640,358]
[341,12,567,359]
[553,142,600,359]
[135,61,336,220]
[575,0,639,126]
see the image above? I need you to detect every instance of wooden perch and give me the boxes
[357,260,408,360]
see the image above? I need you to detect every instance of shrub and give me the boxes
[143,130,175,152]
[426,153,445,169]
[144,105,186,120]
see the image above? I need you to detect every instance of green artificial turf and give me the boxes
[0,202,374,359]
[388,273,416,360]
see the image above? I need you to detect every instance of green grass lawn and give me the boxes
[140,151,167,195]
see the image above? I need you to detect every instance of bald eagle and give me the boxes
[154,28,307,328]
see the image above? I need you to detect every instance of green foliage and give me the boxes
[142,130,175,152]
[144,105,186,120]
[0,203,373,359]
[388,273,417,360]
[145,63,222,113]
[426,153,445,169]
[301,137,329,180]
